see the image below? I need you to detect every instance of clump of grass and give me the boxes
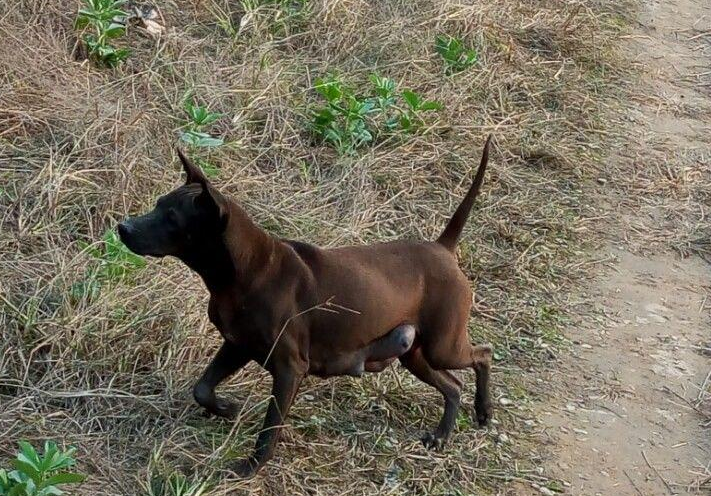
[311,74,441,154]
[435,35,478,74]
[74,0,130,67]
[0,441,85,496]
[214,0,311,39]
[144,450,212,496]
[146,473,210,496]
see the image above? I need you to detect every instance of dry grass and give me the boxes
[588,15,711,260]
[0,0,633,494]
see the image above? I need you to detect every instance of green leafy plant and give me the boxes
[0,441,85,496]
[311,74,442,154]
[312,76,377,154]
[435,35,478,74]
[399,89,443,132]
[86,229,146,281]
[180,99,224,148]
[71,228,145,302]
[75,0,130,67]
[369,74,398,130]
[194,158,220,179]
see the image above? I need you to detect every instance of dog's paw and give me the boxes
[213,398,238,418]
[420,432,445,450]
[202,398,238,419]
[234,457,260,478]
[474,397,493,427]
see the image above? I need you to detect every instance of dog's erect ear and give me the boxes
[176,148,229,228]
[177,147,209,187]
[198,186,229,229]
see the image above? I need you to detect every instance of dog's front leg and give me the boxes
[194,341,250,418]
[235,361,305,477]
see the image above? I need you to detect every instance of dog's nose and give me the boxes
[117,221,132,240]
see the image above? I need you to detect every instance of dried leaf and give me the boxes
[126,1,164,37]
[143,18,164,36]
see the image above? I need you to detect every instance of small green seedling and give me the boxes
[368,74,399,130]
[311,74,443,154]
[75,0,130,67]
[180,99,224,148]
[369,74,396,110]
[399,89,443,132]
[0,441,85,496]
[435,35,478,74]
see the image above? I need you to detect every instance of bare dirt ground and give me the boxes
[537,0,711,494]
[543,250,710,495]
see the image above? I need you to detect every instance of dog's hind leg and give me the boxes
[470,344,493,426]
[193,341,250,418]
[425,337,493,427]
[399,346,462,449]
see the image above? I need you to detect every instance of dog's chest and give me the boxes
[207,295,274,348]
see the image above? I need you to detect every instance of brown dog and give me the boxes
[118,136,494,477]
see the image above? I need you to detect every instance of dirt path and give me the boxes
[538,0,711,495]
[544,249,710,495]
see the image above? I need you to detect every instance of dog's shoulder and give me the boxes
[281,238,321,264]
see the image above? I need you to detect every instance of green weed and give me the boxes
[144,450,212,496]
[75,0,130,67]
[85,229,146,281]
[311,75,376,154]
[0,441,85,496]
[71,229,145,302]
[311,74,442,154]
[180,98,225,148]
[195,158,220,179]
[456,410,474,430]
[399,89,443,132]
[435,35,478,74]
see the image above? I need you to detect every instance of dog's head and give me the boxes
[118,150,228,258]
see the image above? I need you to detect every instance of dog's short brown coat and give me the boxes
[118,136,494,477]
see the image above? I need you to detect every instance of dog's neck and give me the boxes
[181,201,276,296]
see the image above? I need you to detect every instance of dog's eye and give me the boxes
[167,209,179,224]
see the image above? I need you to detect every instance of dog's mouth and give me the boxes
[117,222,164,258]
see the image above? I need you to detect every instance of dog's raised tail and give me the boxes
[436,135,492,252]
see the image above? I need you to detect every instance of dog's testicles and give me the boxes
[314,324,416,377]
